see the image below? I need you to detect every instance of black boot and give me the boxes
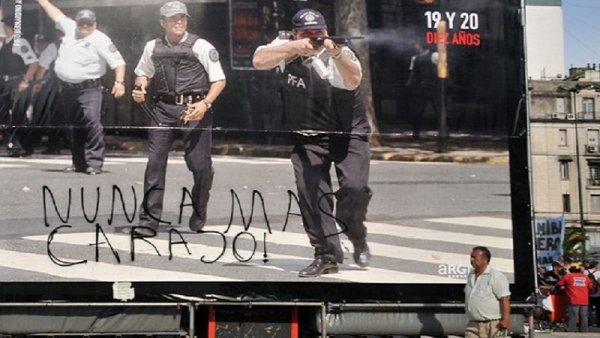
[298,257,338,277]
[353,242,371,268]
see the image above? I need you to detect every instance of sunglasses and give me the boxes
[77,21,95,27]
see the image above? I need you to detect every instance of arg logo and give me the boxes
[438,264,471,279]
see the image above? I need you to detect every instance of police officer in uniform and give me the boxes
[405,41,439,140]
[37,0,126,175]
[253,9,372,277]
[131,1,226,234]
[32,32,64,154]
[0,15,38,157]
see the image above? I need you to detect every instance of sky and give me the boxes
[562,0,600,72]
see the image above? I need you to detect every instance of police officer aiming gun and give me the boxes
[131,1,226,235]
[253,9,372,277]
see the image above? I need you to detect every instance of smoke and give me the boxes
[361,28,421,55]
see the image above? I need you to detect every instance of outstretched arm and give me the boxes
[36,0,65,22]
[252,38,316,70]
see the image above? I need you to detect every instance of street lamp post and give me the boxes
[571,89,586,258]
[558,83,590,258]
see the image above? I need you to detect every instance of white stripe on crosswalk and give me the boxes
[0,164,28,168]
[365,221,513,249]
[426,217,512,230]
[0,249,238,281]
[24,222,513,276]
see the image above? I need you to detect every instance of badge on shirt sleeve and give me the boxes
[109,44,118,53]
[21,45,30,54]
[209,49,219,62]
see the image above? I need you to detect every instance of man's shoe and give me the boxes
[86,167,102,175]
[298,257,338,277]
[133,224,158,236]
[189,209,207,233]
[8,147,32,157]
[353,243,371,268]
[64,166,85,173]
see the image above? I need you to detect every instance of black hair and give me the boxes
[472,246,491,262]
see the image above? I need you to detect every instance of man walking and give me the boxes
[464,246,511,337]
[131,1,226,234]
[36,0,126,175]
[253,9,372,277]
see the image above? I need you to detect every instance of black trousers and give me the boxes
[139,101,213,227]
[291,135,372,263]
[33,77,64,151]
[59,83,104,170]
[1,79,32,152]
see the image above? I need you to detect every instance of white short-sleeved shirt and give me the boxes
[38,41,58,70]
[134,32,226,82]
[53,15,125,83]
[464,265,511,322]
[255,37,362,90]
[0,36,38,66]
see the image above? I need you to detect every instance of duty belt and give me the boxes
[154,91,207,105]
[61,78,102,90]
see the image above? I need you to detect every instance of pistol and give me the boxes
[179,105,193,126]
[309,36,364,47]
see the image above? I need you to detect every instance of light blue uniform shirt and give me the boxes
[54,15,125,83]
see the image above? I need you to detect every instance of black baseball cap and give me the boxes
[1,15,15,28]
[292,9,327,30]
[75,9,96,23]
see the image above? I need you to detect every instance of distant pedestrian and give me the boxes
[464,246,511,338]
[36,0,126,175]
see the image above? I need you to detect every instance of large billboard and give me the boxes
[0,0,532,302]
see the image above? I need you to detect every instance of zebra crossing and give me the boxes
[0,217,514,283]
[0,155,514,283]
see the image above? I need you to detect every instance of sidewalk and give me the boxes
[103,132,510,164]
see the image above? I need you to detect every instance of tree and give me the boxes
[334,0,381,147]
[563,227,587,262]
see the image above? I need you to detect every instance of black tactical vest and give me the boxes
[0,39,26,76]
[280,55,370,137]
[151,34,209,95]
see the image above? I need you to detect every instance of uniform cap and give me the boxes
[292,9,327,30]
[160,1,190,18]
[1,15,15,28]
[75,9,96,23]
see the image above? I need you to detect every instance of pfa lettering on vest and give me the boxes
[287,74,306,89]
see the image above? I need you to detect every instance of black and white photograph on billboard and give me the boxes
[0,0,529,297]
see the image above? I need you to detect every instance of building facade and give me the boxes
[525,0,565,80]
[529,78,600,250]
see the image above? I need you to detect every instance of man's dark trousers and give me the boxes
[291,135,371,264]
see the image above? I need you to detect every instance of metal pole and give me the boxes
[188,303,195,338]
[438,78,447,153]
[572,90,587,257]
